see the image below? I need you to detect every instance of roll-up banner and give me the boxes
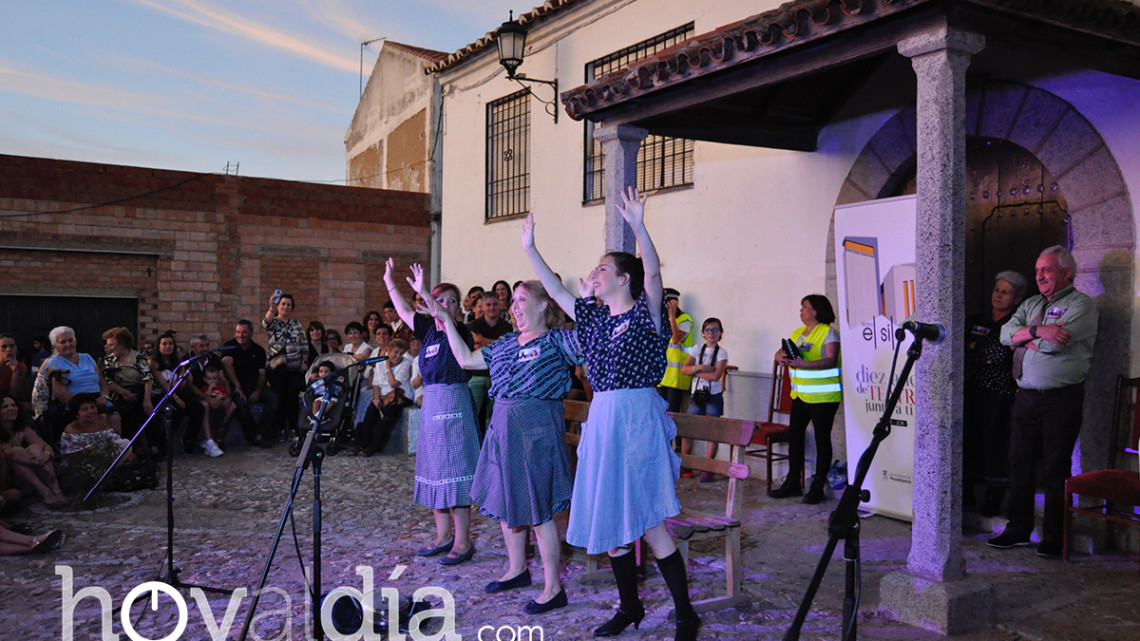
[834,195,917,521]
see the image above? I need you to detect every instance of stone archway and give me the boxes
[834,80,1134,472]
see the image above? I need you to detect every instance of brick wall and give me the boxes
[0,154,431,347]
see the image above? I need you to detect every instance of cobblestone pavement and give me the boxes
[2,443,1136,641]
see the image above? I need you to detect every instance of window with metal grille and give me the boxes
[583,23,695,204]
[486,89,531,221]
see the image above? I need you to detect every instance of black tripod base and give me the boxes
[159,553,233,595]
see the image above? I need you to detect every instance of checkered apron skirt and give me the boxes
[566,388,682,555]
[471,398,573,528]
[413,383,481,509]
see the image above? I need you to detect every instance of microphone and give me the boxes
[360,355,389,366]
[211,345,239,352]
[902,320,945,344]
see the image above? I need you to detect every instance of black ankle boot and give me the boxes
[675,617,701,641]
[594,608,645,637]
[656,550,699,641]
[595,551,644,637]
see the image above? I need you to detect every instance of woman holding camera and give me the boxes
[680,318,729,482]
[100,327,156,452]
[264,292,309,438]
[771,294,842,504]
[41,326,120,437]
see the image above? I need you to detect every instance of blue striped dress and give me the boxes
[470,328,580,527]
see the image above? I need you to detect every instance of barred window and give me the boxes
[583,24,695,204]
[486,89,531,221]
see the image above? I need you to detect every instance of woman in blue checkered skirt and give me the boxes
[384,259,480,567]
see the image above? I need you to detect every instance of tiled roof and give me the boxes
[561,0,1140,121]
[425,0,586,74]
[385,40,449,63]
[562,0,922,120]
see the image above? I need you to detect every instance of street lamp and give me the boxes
[495,12,558,122]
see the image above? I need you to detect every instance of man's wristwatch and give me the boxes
[1029,325,1038,339]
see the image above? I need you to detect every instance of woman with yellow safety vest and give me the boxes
[658,288,693,413]
[771,294,842,504]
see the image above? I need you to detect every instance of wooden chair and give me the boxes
[667,412,753,612]
[1063,375,1140,572]
[563,399,590,471]
[744,360,801,495]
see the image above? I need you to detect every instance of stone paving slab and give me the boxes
[1,444,1137,640]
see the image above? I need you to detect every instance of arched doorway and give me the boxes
[835,81,1134,472]
[887,137,1071,317]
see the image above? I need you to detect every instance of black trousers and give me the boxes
[266,368,303,434]
[658,386,689,414]
[355,402,405,453]
[1006,384,1084,544]
[161,388,206,444]
[963,383,1015,488]
[232,387,279,443]
[787,398,839,490]
[116,385,162,455]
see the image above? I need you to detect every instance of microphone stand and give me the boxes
[84,348,233,597]
[240,356,382,641]
[784,330,927,641]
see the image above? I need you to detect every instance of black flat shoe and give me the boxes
[439,545,475,566]
[416,539,454,557]
[523,589,567,614]
[485,569,532,593]
[594,607,645,637]
[769,483,803,499]
[31,530,65,554]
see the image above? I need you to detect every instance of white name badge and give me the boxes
[1046,306,1067,320]
[424,344,441,358]
[518,346,541,362]
[611,320,630,339]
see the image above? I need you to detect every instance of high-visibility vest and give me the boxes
[789,324,842,403]
[659,311,693,390]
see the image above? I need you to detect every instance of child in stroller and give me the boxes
[292,353,363,455]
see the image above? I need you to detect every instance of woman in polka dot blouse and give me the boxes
[521,186,699,641]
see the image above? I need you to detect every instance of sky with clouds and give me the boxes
[0,0,529,182]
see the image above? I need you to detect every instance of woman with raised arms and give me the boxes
[419,275,577,615]
[383,259,480,566]
[521,186,699,640]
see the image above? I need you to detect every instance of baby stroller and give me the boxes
[291,352,364,456]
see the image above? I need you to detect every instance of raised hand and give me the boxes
[407,263,426,297]
[616,185,646,228]
[383,257,396,285]
[522,212,536,250]
[577,277,593,298]
[418,292,445,320]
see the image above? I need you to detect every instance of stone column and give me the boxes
[880,26,992,635]
[595,124,648,253]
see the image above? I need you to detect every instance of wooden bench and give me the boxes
[563,399,752,612]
